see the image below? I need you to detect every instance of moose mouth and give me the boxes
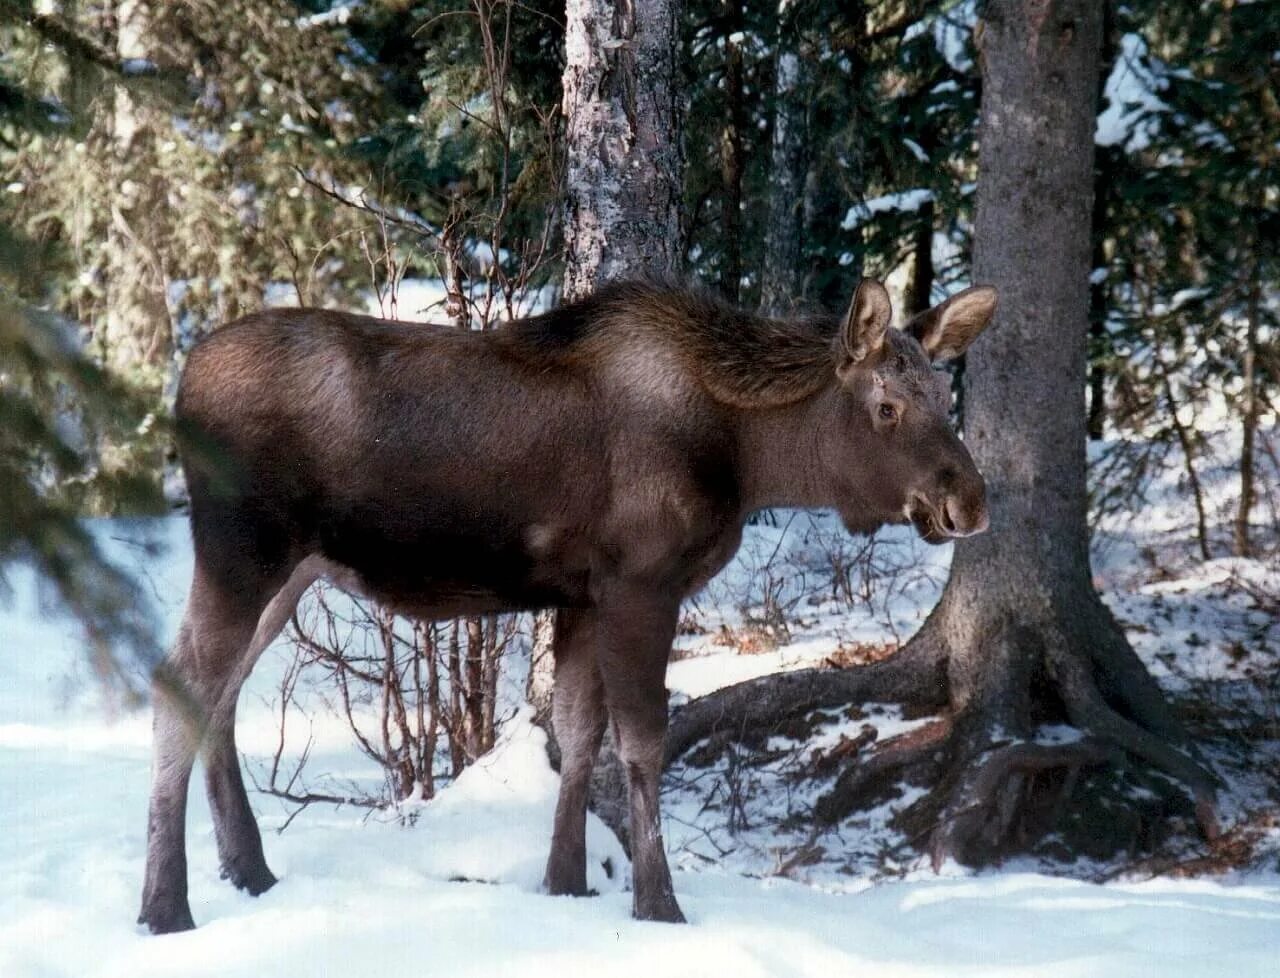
[906,493,960,546]
[909,507,952,545]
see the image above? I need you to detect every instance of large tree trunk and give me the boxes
[531,0,683,846]
[665,0,1219,868]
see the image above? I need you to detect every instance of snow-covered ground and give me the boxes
[1,423,1278,977]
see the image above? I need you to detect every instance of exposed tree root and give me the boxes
[1096,809,1277,882]
[663,636,947,768]
[1078,602,1187,743]
[813,717,953,825]
[664,567,1225,870]
[1047,636,1222,839]
[927,734,1121,869]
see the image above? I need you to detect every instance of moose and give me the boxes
[139,277,996,933]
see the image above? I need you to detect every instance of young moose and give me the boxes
[139,278,996,933]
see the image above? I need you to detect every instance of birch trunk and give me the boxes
[102,0,169,383]
[561,0,683,301]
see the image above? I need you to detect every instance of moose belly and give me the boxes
[314,506,590,618]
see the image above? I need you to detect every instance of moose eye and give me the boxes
[878,403,898,422]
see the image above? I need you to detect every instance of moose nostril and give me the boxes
[939,499,958,533]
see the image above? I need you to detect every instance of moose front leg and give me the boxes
[594,581,685,923]
[544,608,607,897]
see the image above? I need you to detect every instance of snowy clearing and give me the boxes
[3,418,1279,978]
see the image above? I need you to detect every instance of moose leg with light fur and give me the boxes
[544,607,608,898]
[594,581,685,923]
[139,558,316,934]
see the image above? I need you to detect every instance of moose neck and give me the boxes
[735,385,839,516]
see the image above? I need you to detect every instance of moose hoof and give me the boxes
[544,851,593,897]
[138,900,196,935]
[546,876,592,898]
[633,892,687,924]
[221,859,278,897]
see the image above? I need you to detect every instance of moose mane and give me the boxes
[500,279,839,409]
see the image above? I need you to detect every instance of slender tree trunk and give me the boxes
[1234,255,1261,557]
[1087,8,1119,441]
[719,0,745,302]
[447,620,465,776]
[465,617,485,758]
[1086,165,1111,440]
[1158,361,1211,561]
[102,0,169,383]
[905,198,935,318]
[759,8,809,314]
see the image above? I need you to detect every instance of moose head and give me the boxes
[824,280,997,544]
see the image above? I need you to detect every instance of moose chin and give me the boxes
[138,276,996,933]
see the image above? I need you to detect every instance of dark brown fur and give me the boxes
[496,281,839,408]
[139,278,996,933]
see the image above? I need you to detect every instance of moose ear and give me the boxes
[836,279,892,377]
[906,285,998,362]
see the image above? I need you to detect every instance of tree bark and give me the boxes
[718,0,745,303]
[759,9,809,315]
[895,0,1216,865]
[102,0,170,383]
[561,0,683,302]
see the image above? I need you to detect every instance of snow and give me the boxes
[297,0,362,29]
[3,687,1279,978]
[1096,34,1167,152]
[259,277,555,326]
[932,1,976,74]
[902,138,929,164]
[2,417,1279,974]
[842,190,935,230]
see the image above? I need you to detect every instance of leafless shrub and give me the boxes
[254,586,521,821]
[690,515,945,657]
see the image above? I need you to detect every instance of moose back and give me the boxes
[139,278,996,932]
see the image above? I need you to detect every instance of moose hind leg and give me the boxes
[595,584,685,923]
[138,621,203,934]
[203,702,276,895]
[204,559,319,895]
[139,558,292,933]
[544,609,608,897]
